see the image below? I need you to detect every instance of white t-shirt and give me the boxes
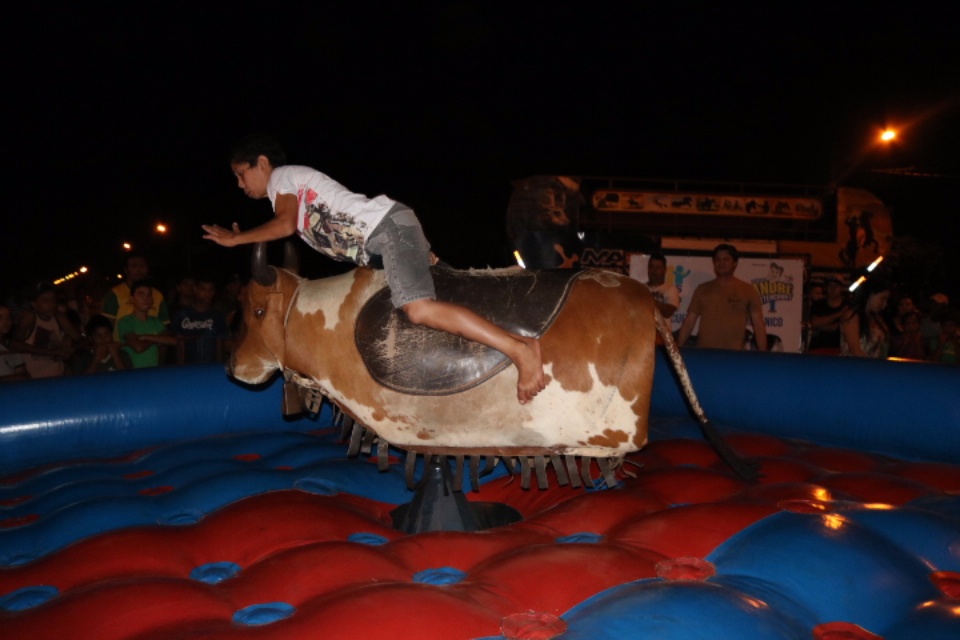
[267,165,396,265]
[648,282,681,310]
[0,343,25,377]
[647,281,681,333]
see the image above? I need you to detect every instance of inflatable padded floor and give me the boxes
[2,421,960,640]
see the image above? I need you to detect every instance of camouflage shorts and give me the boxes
[366,204,436,308]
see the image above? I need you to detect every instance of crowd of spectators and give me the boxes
[3,247,959,384]
[1,252,244,382]
[805,279,958,364]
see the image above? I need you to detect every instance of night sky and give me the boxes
[4,2,959,297]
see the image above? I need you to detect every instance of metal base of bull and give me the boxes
[332,408,522,533]
[390,456,523,533]
[332,406,626,532]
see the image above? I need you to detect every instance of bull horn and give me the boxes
[282,241,300,274]
[251,242,277,286]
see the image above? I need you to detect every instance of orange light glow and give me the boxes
[880,129,896,142]
[812,487,832,501]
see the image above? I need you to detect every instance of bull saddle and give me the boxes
[354,266,581,395]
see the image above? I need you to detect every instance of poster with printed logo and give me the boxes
[629,254,804,353]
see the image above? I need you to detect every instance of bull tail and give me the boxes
[654,308,761,482]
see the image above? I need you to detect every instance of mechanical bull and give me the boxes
[229,244,757,490]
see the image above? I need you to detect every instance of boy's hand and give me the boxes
[202,223,242,247]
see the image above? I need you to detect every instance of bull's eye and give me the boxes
[254,308,266,319]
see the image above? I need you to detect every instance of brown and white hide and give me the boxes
[231,266,657,460]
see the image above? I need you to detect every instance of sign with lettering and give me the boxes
[593,190,823,219]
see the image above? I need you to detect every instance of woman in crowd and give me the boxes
[839,277,891,358]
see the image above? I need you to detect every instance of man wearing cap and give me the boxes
[808,278,849,353]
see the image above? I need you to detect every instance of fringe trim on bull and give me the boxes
[333,407,622,490]
[292,376,629,490]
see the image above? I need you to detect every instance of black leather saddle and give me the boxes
[355,267,582,395]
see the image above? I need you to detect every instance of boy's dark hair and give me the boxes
[712,243,740,261]
[122,252,149,269]
[195,273,217,288]
[128,279,152,296]
[231,134,287,168]
[86,314,113,335]
[32,281,56,299]
[648,252,667,266]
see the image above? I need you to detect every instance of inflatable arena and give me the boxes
[2,351,959,639]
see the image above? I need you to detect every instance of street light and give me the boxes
[833,125,902,186]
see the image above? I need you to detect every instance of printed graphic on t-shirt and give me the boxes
[179,317,215,331]
[173,308,227,364]
[303,201,368,263]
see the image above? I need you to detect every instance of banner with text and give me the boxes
[594,190,823,219]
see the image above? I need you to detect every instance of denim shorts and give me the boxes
[365,203,436,308]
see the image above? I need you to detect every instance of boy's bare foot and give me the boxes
[515,337,545,404]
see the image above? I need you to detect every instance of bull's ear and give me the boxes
[251,242,277,286]
[282,241,300,275]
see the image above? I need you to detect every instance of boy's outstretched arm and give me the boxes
[202,194,298,247]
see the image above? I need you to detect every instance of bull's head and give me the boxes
[229,242,302,384]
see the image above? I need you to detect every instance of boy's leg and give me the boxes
[403,298,545,404]
[366,205,546,404]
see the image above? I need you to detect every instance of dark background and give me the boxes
[3,2,959,299]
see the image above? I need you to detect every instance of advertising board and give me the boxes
[629,254,804,353]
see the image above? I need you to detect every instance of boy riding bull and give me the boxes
[202,135,545,404]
